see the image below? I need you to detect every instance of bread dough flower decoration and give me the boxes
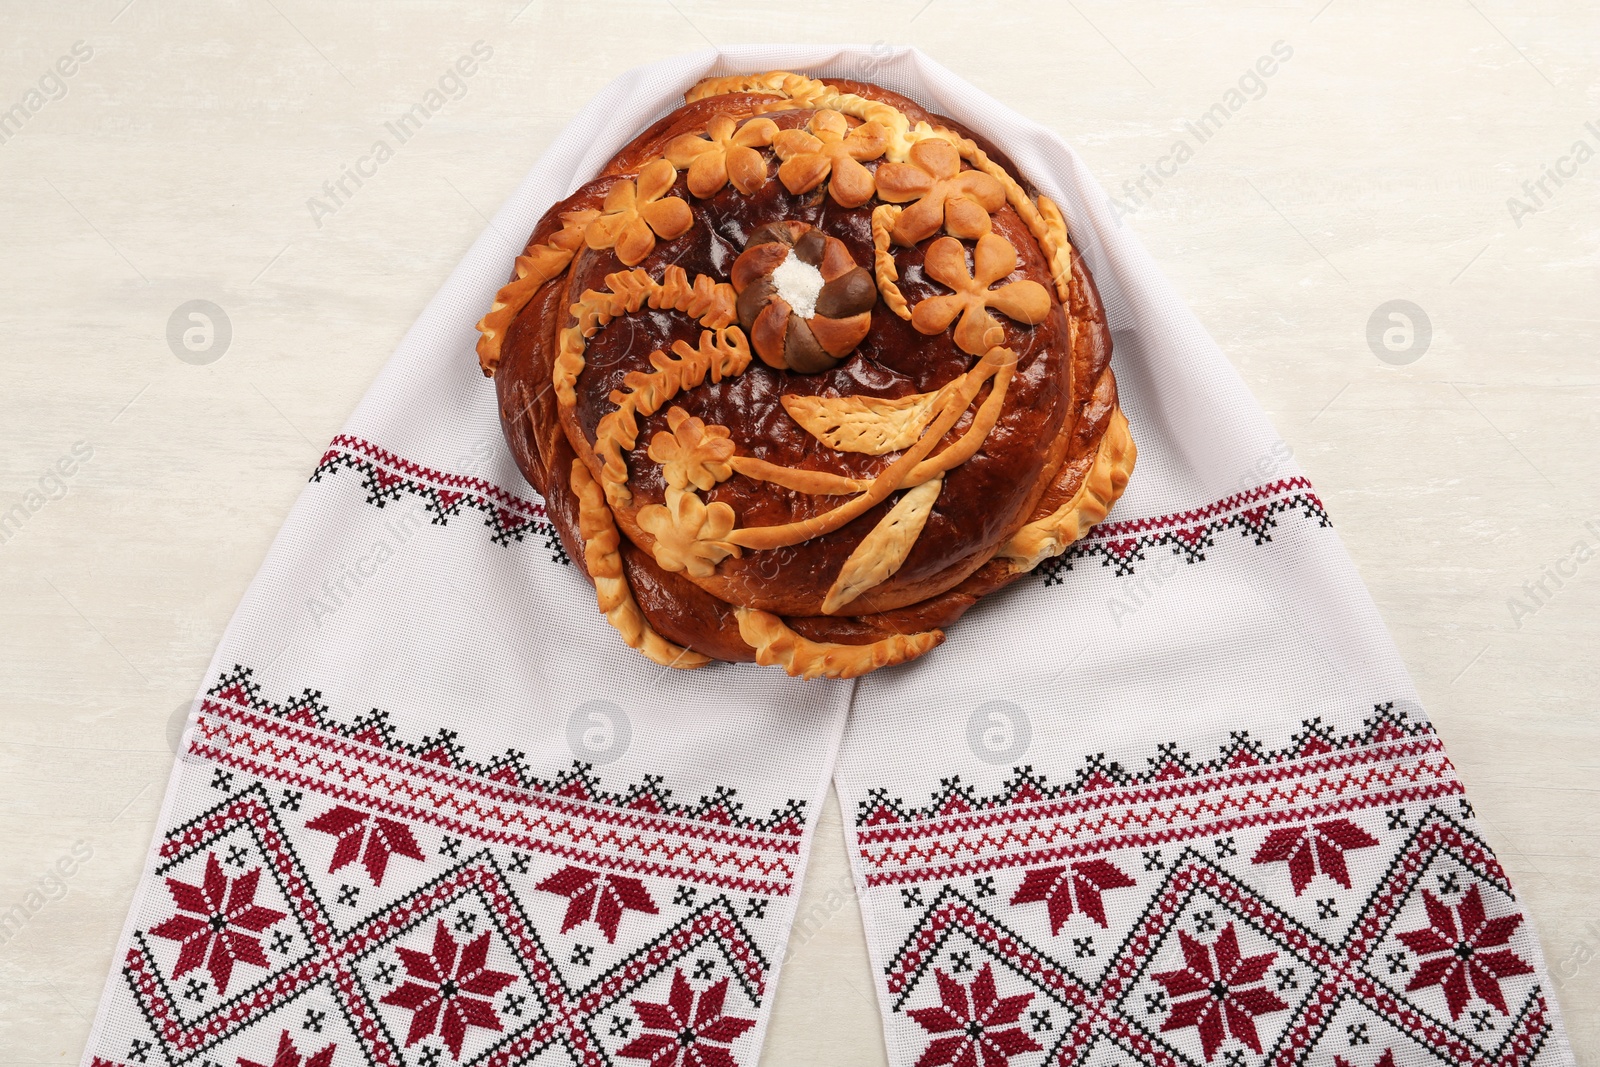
[771,110,889,208]
[583,158,694,267]
[648,406,735,491]
[637,487,739,578]
[730,221,877,373]
[912,233,1052,354]
[875,138,1008,246]
[664,114,780,198]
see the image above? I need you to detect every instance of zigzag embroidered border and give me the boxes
[853,703,1462,887]
[1039,478,1331,582]
[205,667,807,839]
[307,437,1327,585]
[856,702,1424,829]
[310,435,569,563]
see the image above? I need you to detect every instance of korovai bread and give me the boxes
[476,70,1135,678]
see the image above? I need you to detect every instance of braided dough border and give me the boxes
[998,406,1136,572]
[734,607,943,679]
[556,265,737,407]
[870,204,912,320]
[476,210,595,378]
[572,458,711,669]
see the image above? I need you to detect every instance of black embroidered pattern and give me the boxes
[205,666,807,835]
[310,435,568,563]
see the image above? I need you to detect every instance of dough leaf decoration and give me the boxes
[781,388,946,456]
[822,475,943,614]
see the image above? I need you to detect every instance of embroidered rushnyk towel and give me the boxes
[81,45,1574,1067]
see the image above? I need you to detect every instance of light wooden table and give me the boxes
[1,3,1595,1065]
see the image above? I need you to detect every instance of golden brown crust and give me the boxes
[734,607,943,679]
[571,459,711,669]
[999,407,1136,572]
[482,71,1133,674]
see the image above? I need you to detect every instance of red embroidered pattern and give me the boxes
[99,667,787,1067]
[858,705,1427,826]
[869,704,1556,1067]
[379,920,519,1057]
[1251,819,1381,897]
[1010,859,1138,933]
[124,790,772,1067]
[148,853,287,996]
[188,669,807,895]
[882,818,1550,1067]
[305,805,428,887]
[1396,885,1534,1021]
[206,669,805,834]
[311,435,1325,585]
[617,968,757,1067]
[1151,923,1289,1058]
[237,1030,337,1067]
[1040,477,1330,580]
[534,866,661,944]
[907,962,1043,1066]
[856,708,1461,888]
[311,435,564,558]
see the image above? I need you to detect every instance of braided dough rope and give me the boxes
[475,210,596,377]
[734,607,943,679]
[998,407,1137,572]
[571,458,711,670]
[870,204,912,320]
[688,72,926,161]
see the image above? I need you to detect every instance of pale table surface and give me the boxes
[1,3,1595,1065]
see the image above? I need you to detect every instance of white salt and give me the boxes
[769,251,825,319]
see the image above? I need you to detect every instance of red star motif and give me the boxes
[1396,884,1533,1020]
[148,852,287,995]
[1009,858,1137,933]
[379,920,518,1059]
[305,805,426,887]
[533,865,659,943]
[617,968,756,1067]
[237,1029,337,1067]
[1152,924,1289,1061]
[1251,818,1380,897]
[907,962,1043,1067]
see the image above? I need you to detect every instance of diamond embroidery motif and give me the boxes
[617,968,756,1067]
[379,919,518,1059]
[907,963,1043,1067]
[1396,884,1533,1020]
[90,662,1575,1067]
[148,852,287,995]
[1151,924,1290,1061]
